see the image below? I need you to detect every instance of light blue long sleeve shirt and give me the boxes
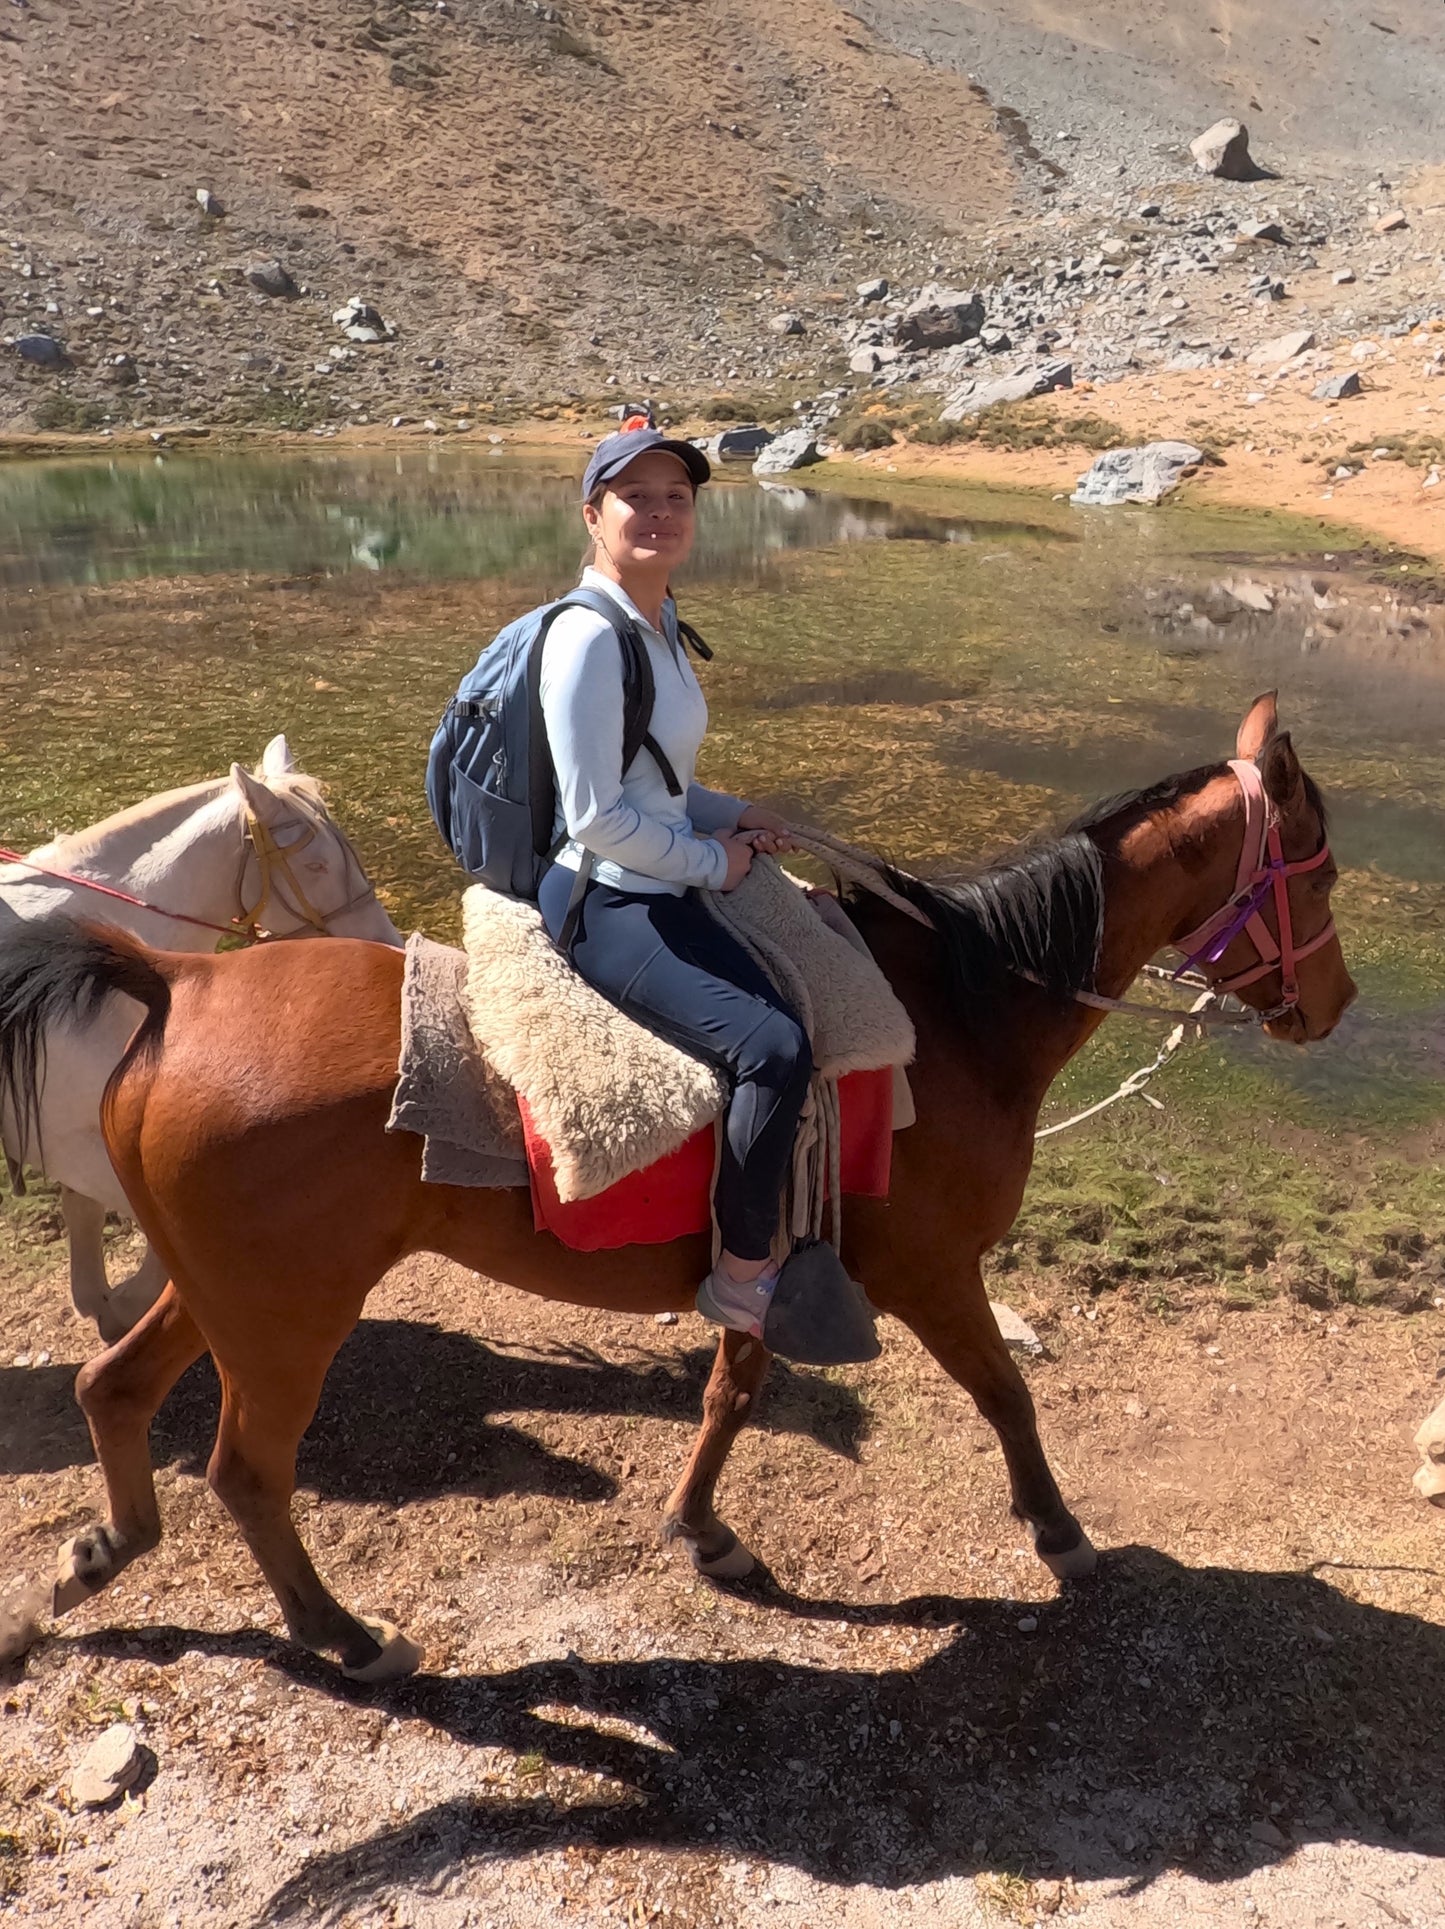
[538,569,745,894]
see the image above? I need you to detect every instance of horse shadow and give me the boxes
[74,1544,1445,1921]
[0,1318,866,1507]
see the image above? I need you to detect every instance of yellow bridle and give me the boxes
[233,806,380,942]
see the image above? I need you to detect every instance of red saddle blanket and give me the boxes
[520,1067,895,1253]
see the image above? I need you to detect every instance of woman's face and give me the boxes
[584,450,697,572]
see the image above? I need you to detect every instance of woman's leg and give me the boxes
[538,873,812,1267]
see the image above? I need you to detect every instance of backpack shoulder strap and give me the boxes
[524,591,684,858]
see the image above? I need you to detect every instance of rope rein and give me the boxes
[0,808,380,945]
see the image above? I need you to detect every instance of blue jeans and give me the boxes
[538,867,812,1260]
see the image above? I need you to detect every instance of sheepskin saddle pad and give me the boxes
[458,857,915,1205]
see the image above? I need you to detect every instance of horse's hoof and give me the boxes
[53,1536,101,1617]
[0,1584,47,1666]
[1037,1530,1098,1581]
[343,1619,424,1682]
[689,1530,756,1582]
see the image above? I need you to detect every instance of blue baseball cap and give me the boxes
[582,424,711,502]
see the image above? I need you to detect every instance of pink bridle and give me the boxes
[1172,757,1336,1019]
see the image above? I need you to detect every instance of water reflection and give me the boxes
[0,448,1055,606]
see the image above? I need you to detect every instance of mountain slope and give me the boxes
[0,0,1014,424]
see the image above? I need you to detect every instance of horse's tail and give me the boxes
[0,917,171,1168]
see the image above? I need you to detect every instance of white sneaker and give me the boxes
[695,1262,780,1339]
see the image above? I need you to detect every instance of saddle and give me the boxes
[386,858,915,1253]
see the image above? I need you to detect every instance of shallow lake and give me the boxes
[1,445,1441,1284]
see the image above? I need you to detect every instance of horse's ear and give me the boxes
[1235,691,1279,762]
[230,762,289,827]
[1260,731,1305,812]
[259,734,297,779]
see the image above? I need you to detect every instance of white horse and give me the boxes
[0,737,403,1341]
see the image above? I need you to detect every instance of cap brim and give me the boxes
[595,438,711,491]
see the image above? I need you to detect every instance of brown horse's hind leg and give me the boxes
[901,1264,1096,1581]
[662,1330,771,1579]
[54,1283,205,1615]
[203,1334,421,1683]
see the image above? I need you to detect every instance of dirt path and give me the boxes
[3,1236,1444,1927]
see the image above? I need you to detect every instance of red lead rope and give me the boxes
[0,847,252,940]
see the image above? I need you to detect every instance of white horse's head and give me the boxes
[227,738,403,945]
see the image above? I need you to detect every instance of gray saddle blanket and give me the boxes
[385,934,526,1189]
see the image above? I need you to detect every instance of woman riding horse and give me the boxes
[535,422,806,1338]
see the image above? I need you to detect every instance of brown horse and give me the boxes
[0,695,1355,1681]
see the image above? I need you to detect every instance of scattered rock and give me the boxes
[14,333,68,368]
[1225,579,1274,613]
[1190,118,1255,182]
[195,187,224,218]
[1245,328,1317,367]
[893,283,985,352]
[247,260,298,299]
[1332,268,1357,285]
[849,344,904,375]
[1072,441,1206,507]
[333,295,395,344]
[654,1311,679,1326]
[1136,201,1162,218]
[989,1301,1044,1356]
[1239,219,1286,244]
[752,428,821,476]
[70,1724,145,1809]
[1314,371,1363,400]
[1374,210,1408,234]
[855,277,888,303]
[940,358,1073,421]
[978,324,1013,352]
[1249,1817,1290,1850]
[108,353,139,387]
[769,313,805,336]
[1099,238,1131,264]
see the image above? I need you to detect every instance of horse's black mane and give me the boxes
[868,761,1241,1024]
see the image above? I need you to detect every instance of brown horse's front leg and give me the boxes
[663,1329,771,1579]
[899,1263,1097,1581]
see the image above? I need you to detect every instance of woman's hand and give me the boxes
[715,829,757,892]
[737,803,797,856]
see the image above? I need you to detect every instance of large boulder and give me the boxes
[1314,371,1362,401]
[247,259,298,299]
[893,283,985,353]
[940,359,1072,422]
[1245,328,1316,367]
[14,334,69,368]
[1190,118,1255,181]
[705,424,774,462]
[752,429,822,476]
[1071,442,1206,508]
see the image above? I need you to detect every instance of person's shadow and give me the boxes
[0,1316,866,1504]
[71,1543,1445,1924]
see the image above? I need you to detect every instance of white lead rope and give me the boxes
[1033,990,1217,1141]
